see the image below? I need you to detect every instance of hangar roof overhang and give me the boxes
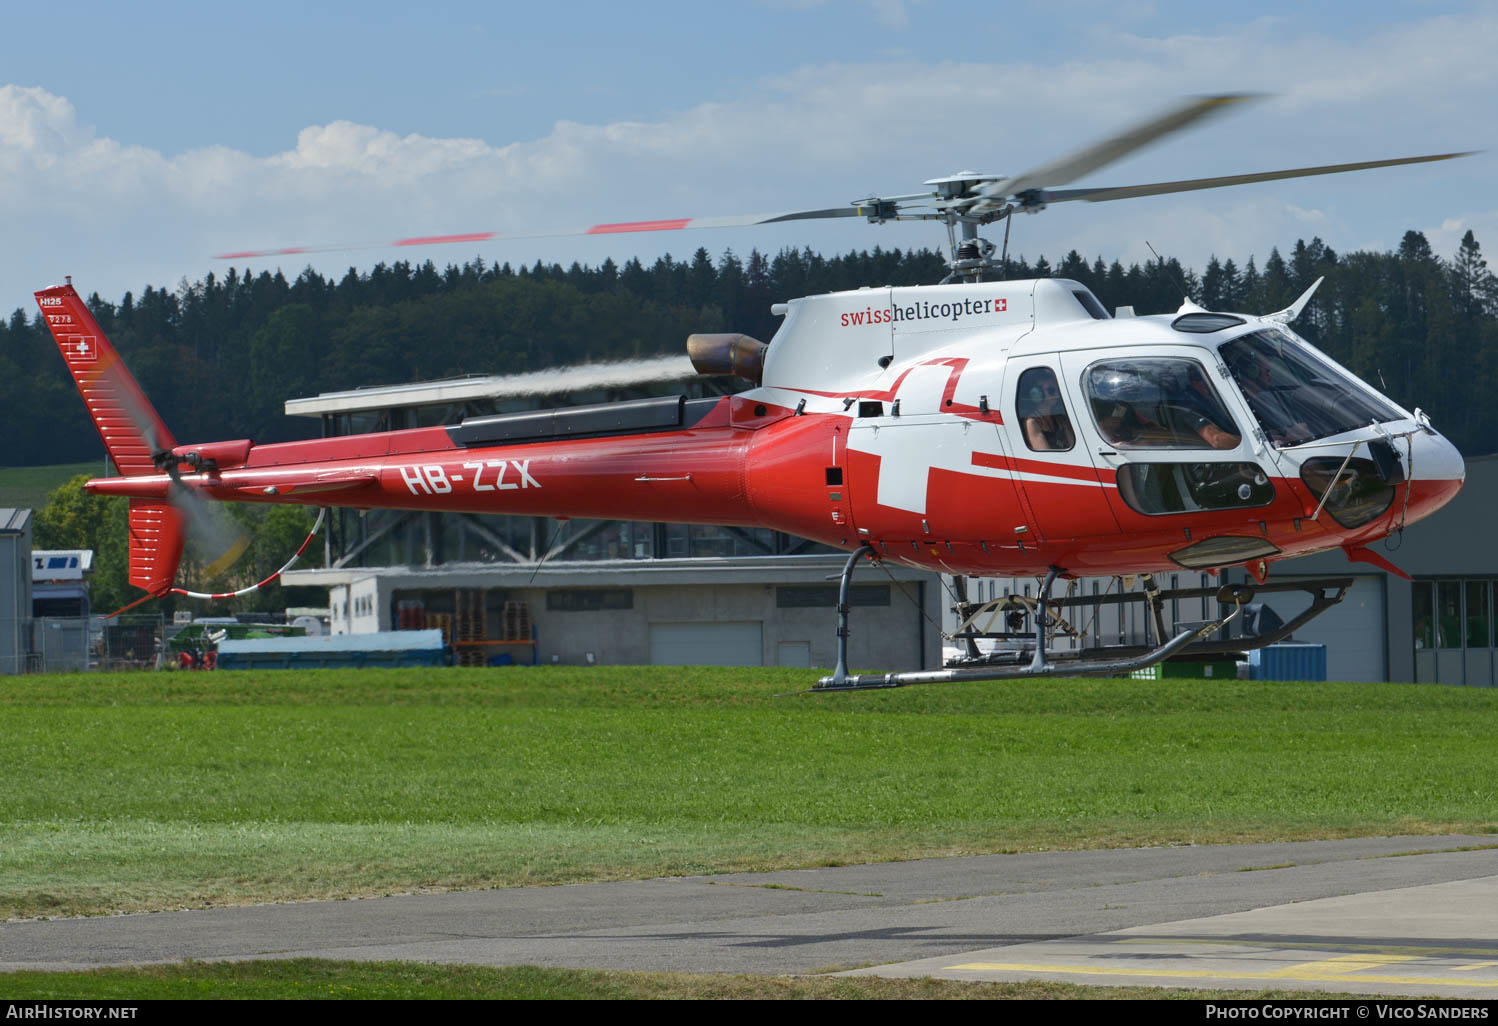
[284,554,935,590]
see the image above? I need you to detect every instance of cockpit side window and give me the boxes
[1017,367,1075,452]
[1084,358,1242,451]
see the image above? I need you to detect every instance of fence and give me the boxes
[0,615,166,674]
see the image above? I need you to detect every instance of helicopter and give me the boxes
[38,95,1469,689]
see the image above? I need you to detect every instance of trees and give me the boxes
[8,233,1498,464]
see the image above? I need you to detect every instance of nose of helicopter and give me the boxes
[1403,426,1465,525]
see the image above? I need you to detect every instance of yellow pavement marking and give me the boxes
[1454,961,1498,972]
[1116,936,1498,958]
[944,960,1498,988]
[1267,953,1415,978]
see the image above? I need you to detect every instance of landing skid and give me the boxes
[813,552,1352,692]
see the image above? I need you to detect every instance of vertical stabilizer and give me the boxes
[37,282,187,597]
[34,283,177,475]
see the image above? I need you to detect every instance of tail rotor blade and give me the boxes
[174,483,252,581]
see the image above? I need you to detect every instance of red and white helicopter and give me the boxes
[38,95,1468,689]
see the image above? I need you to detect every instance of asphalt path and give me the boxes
[3,834,1496,996]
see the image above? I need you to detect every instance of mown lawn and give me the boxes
[0,959,1388,1001]
[2,667,1495,919]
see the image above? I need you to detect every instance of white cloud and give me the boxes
[1286,204,1328,224]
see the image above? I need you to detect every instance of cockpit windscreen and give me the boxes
[1220,329,1403,447]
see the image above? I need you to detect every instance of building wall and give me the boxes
[288,557,941,671]
[0,511,33,675]
[351,578,386,634]
[328,584,350,635]
[526,581,925,669]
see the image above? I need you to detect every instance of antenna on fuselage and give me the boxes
[1146,241,1197,307]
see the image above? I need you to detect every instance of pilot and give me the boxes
[1018,369,1075,451]
[1232,353,1311,446]
[1160,364,1241,450]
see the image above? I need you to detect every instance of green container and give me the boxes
[1131,659,1238,680]
[169,622,306,654]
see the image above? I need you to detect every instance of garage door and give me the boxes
[1259,575,1385,682]
[649,622,763,667]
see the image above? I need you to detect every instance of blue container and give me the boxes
[216,629,447,670]
[1249,643,1327,682]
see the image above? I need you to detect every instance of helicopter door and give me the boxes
[1060,350,1277,536]
[844,362,1016,545]
[997,355,1121,541]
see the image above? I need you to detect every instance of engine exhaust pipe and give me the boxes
[687,333,767,384]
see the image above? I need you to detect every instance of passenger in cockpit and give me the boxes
[1018,368,1075,451]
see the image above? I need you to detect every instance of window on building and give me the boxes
[1413,581,1434,651]
[1467,581,1491,650]
[1438,581,1462,649]
[776,585,890,608]
[546,589,633,612]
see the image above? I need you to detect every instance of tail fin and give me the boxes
[35,282,176,476]
[37,282,186,596]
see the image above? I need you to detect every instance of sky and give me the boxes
[2,0,1495,317]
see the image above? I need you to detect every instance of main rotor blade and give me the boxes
[215,207,864,260]
[990,93,1261,201]
[1041,152,1476,205]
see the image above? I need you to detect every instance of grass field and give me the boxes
[0,461,105,512]
[0,960,1381,1001]
[2,666,1495,921]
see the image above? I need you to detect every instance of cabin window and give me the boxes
[1072,290,1110,320]
[1016,367,1075,452]
[1084,358,1242,450]
[1116,462,1275,516]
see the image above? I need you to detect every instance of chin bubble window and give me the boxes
[1085,358,1242,451]
[1299,455,1402,528]
[1016,367,1075,452]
